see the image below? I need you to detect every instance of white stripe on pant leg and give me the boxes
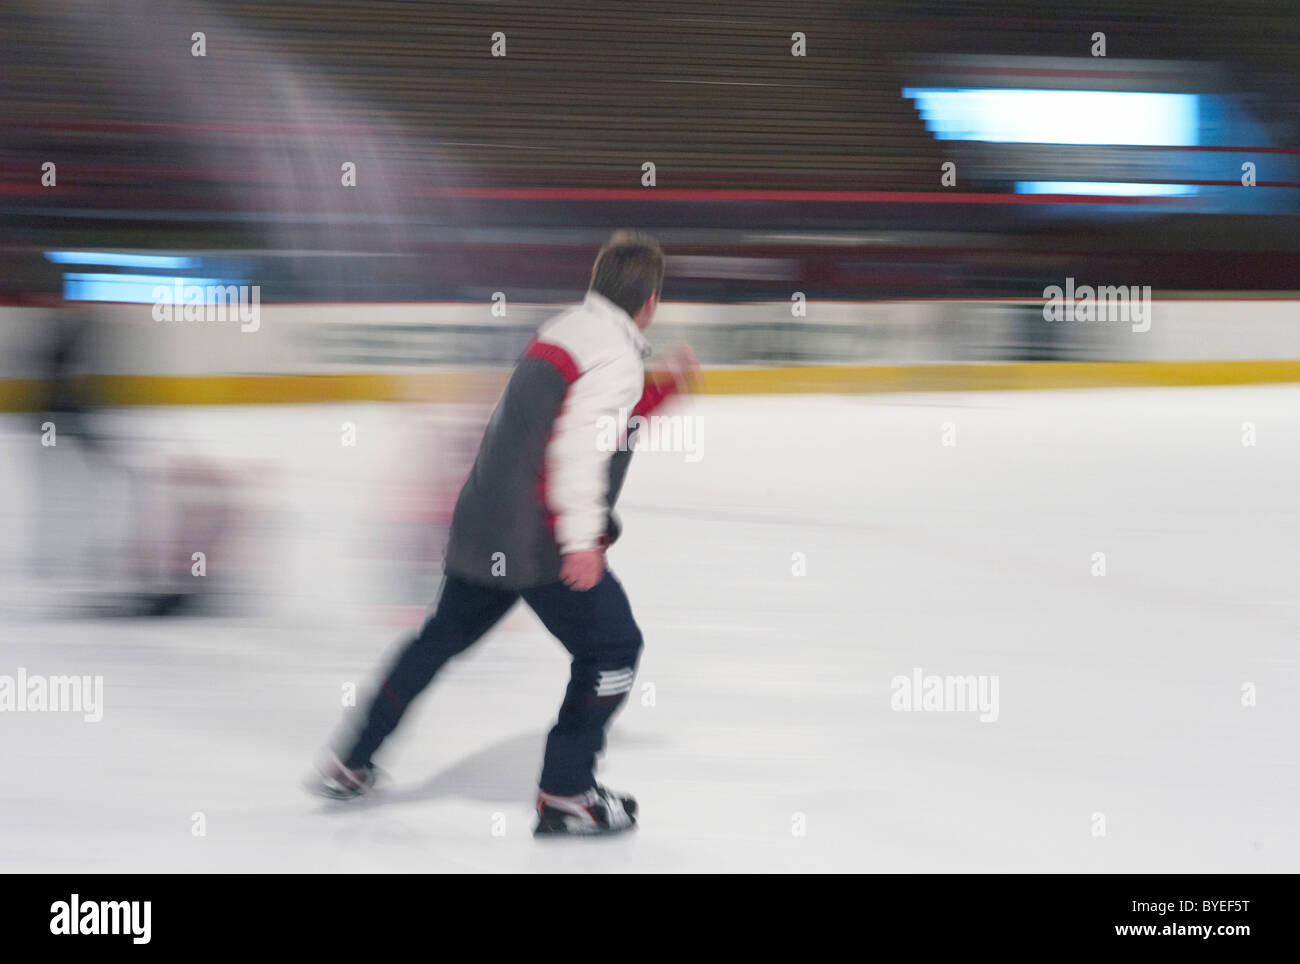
[595,670,631,696]
[595,668,635,697]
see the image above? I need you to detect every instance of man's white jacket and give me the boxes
[444,291,677,588]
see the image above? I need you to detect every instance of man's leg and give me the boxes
[341,573,518,769]
[521,571,644,795]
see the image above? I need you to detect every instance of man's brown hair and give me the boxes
[589,230,664,318]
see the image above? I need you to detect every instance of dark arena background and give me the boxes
[0,0,1294,920]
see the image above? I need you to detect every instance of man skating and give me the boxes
[311,231,696,836]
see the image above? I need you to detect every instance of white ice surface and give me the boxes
[1,387,1297,872]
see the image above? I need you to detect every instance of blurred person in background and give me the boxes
[312,231,698,836]
[32,305,108,602]
[32,300,239,618]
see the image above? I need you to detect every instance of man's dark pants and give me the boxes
[343,570,643,795]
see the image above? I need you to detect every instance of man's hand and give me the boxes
[658,341,700,393]
[560,548,605,591]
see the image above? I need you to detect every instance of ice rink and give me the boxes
[2,385,1297,872]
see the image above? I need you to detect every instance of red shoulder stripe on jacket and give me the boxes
[525,339,581,384]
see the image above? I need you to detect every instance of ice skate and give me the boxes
[305,752,378,801]
[534,785,638,837]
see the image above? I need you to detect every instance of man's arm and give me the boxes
[544,342,698,591]
[542,352,625,590]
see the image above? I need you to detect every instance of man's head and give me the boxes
[589,230,664,330]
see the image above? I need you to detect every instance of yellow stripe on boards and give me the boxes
[2,361,1300,409]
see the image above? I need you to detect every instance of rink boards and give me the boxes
[1,297,1297,407]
